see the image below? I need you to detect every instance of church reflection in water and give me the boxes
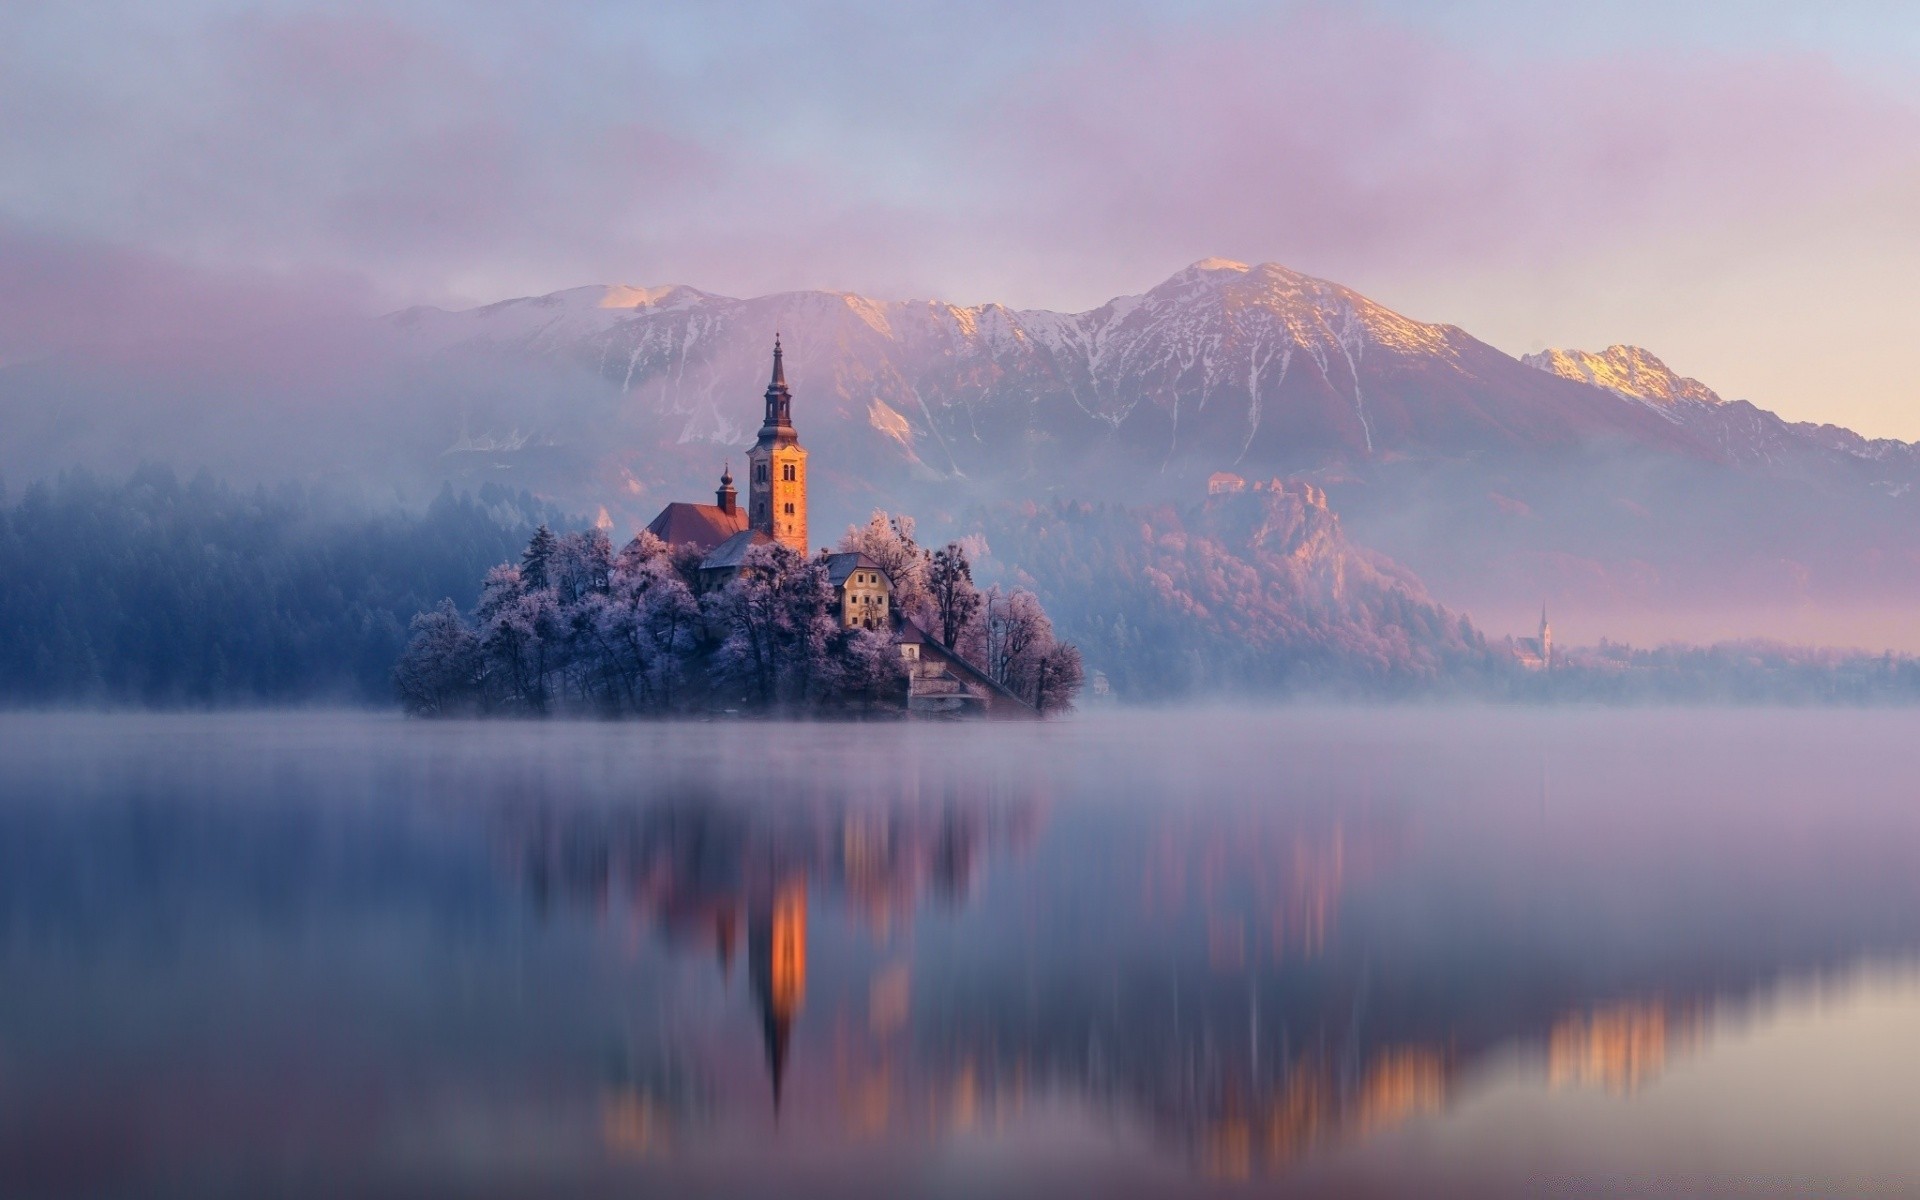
[11,714,1920,1195]
[495,766,1042,1122]
[488,764,1739,1182]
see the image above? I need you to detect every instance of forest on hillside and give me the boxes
[968,489,1505,699]
[0,468,563,705]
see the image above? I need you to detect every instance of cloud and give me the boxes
[0,220,377,377]
[0,2,1916,353]
[974,8,1920,289]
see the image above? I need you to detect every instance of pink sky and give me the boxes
[3,2,1917,434]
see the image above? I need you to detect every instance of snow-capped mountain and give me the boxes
[395,258,1711,491]
[1525,343,1920,478]
[365,260,1920,646]
[1521,345,1724,412]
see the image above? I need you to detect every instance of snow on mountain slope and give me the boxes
[391,284,715,355]
[1522,345,1723,416]
[397,260,1710,492]
[1525,343,1920,479]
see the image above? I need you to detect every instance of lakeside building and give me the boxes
[642,337,1034,717]
[1511,607,1553,671]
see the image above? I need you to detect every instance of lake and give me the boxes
[3,709,1919,1198]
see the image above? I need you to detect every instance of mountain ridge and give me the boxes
[397,258,1732,485]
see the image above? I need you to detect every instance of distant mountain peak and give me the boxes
[1185,257,1252,274]
[1522,345,1723,411]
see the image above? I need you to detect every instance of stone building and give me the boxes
[895,620,1037,718]
[639,335,1041,718]
[645,337,809,589]
[825,553,891,630]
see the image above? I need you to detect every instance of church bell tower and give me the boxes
[748,335,808,552]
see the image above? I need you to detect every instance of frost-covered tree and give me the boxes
[551,528,612,604]
[391,514,1077,718]
[928,542,982,651]
[977,585,1084,713]
[476,564,558,712]
[394,600,482,715]
[595,540,700,710]
[1032,642,1085,715]
[836,625,908,707]
[704,543,838,708]
[839,511,930,621]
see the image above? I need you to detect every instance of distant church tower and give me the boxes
[748,335,808,552]
[1539,605,1553,671]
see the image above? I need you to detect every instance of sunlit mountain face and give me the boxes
[5,710,1920,1197]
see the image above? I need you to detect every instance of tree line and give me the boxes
[0,467,561,706]
[395,511,1083,717]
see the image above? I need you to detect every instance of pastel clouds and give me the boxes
[980,10,1920,290]
[1,1,1918,429]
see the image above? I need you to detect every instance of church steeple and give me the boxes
[759,333,794,441]
[748,332,807,551]
[715,462,737,516]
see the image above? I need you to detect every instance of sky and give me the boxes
[3,0,1919,434]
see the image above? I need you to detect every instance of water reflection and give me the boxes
[4,711,1920,1197]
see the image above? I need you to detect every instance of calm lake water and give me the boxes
[4,709,1920,1198]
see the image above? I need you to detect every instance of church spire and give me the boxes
[759,333,795,442]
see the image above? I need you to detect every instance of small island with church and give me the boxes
[395,337,1082,718]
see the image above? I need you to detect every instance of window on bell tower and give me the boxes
[782,463,796,482]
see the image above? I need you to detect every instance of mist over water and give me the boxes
[4,708,1920,1197]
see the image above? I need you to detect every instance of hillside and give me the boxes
[969,485,1497,698]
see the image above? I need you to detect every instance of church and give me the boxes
[644,336,888,629]
[641,336,1036,715]
[1511,607,1553,671]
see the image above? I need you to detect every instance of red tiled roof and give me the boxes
[645,502,747,552]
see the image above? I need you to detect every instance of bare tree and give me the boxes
[981,586,1051,690]
[1032,641,1085,715]
[928,542,982,651]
